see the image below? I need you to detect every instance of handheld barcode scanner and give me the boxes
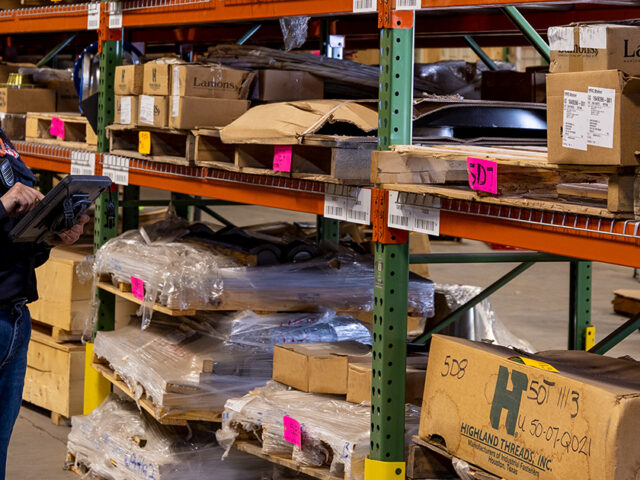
[0,138,15,191]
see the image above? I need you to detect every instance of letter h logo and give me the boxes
[490,366,528,435]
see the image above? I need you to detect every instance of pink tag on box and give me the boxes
[283,415,301,448]
[273,145,293,172]
[50,117,65,140]
[467,157,498,194]
[130,276,145,301]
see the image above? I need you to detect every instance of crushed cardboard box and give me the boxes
[115,65,144,95]
[420,334,640,480]
[169,96,248,130]
[547,69,640,165]
[273,341,371,394]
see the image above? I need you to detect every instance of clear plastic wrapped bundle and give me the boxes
[217,382,421,480]
[67,394,273,480]
[93,311,372,416]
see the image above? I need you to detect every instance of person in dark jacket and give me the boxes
[0,130,88,480]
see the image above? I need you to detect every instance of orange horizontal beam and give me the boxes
[422,0,560,6]
[440,210,640,268]
[21,153,70,174]
[0,9,87,34]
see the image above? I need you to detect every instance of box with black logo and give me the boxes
[171,64,254,99]
[419,335,640,480]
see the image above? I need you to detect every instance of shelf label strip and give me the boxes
[388,190,440,236]
[103,154,130,186]
[324,186,371,225]
[70,151,96,176]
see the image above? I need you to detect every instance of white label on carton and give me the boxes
[352,0,376,12]
[579,25,608,49]
[587,86,615,149]
[139,95,155,125]
[171,96,179,118]
[120,96,131,124]
[103,154,129,186]
[172,66,180,96]
[346,188,371,225]
[70,151,95,176]
[87,2,100,30]
[108,1,122,29]
[324,194,347,220]
[562,90,589,151]
[548,26,574,51]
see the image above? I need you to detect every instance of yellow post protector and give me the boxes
[364,458,405,480]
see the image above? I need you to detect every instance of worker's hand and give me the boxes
[55,214,90,245]
[0,182,44,217]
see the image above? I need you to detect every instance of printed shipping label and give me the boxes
[171,96,179,118]
[346,188,371,225]
[324,194,347,221]
[548,26,574,51]
[120,96,132,124]
[172,66,180,96]
[139,95,155,125]
[587,86,615,149]
[579,25,607,49]
[562,90,589,151]
[87,2,100,30]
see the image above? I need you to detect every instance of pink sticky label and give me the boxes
[50,117,65,140]
[467,157,498,194]
[273,145,293,172]
[130,276,145,301]
[283,415,301,448]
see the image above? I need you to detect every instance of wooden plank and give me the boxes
[25,111,97,146]
[234,440,342,480]
[607,174,637,214]
[192,128,237,169]
[91,360,222,425]
[612,289,640,317]
[107,125,195,166]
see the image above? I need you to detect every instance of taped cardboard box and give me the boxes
[169,96,249,130]
[547,70,640,165]
[420,334,640,480]
[114,95,138,126]
[114,65,144,95]
[0,88,55,113]
[138,95,168,128]
[220,99,377,145]
[143,62,177,96]
[171,64,254,99]
[347,355,428,405]
[252,69,324,102]
[549,24,640,75]
[272,341,370,394]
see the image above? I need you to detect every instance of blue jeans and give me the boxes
[0,302,30,480]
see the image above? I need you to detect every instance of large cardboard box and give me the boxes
[169,96,249,130]
[347,355,428,405]
[273,341,370,394]
[252,70,324,102]
[115,95,138,125]
[114,65,144,95]
[547,70,640,165]
[0,88,55,113]
[420,335,640,480]
[143,62,173,96]
[549,24,640,75]
[171,64,254,99]
[138,95,168,128]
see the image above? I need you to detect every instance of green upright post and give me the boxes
[366,11,414,480]
[569,260,594,350]
[122,185,140,232]
[318,216,339,244]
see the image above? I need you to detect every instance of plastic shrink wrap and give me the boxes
[67,395,273,480]
[93,311,372,416]
[217,382,421,480]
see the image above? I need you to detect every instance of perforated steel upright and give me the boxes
[365,8,414,480]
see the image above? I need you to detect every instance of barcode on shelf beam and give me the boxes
[324,194,347,220]
[346,188,371,225]
[327,206,343,217]
[395,0,420,9]
[390,214,409,227]
[353,0,376,12]
[413,208,440,236]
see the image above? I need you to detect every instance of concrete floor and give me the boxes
[7,207,640,479]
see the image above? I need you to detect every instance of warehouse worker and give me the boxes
[0,130,88,480]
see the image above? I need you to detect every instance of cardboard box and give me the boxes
[0,112,26,140]
[115,95,138,125]
[273,341,370,394]
[347,355,428,405]
[138,95,168,128]
[252,70,324,102]
[547,70,640,165]
[0,62,34,83]
[171,64,254,99]
[53,80,79,112]
[114,65,144,95]
[419,335,640,480]
[169,96,249,130]
[549,24,640,75]
[143,62,173,96]
[0,88,55,113]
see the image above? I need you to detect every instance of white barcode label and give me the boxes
[412,207,440,235]
[108,1,122,29]
[346,188,371,225]
[120,96,132,124]
[388,191,411,230]
[171,96,179,118]
[324,194,347,220]
[353,0,376,12]
[103,154,130,186]
[172,66,181,96]
[387,191,440,236]
[70,151,96,176]
[139,95,155,125]
[87,2,100,30]
[389,213,409,227]
[395,0,420,9]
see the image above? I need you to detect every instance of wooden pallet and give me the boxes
[373,145,639,217]
[91,358,222,426]
[234,440,342,480]
[26,112,97,149]
[31,319,82,343]
[612,289,640,317]
[107,124,195,166]
[193,129,375,184]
